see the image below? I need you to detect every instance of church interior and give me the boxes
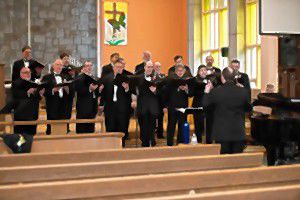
[0,0,300,199]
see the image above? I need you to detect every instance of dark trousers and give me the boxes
[14,125,37,136]
[167,109,187,146]
[45,100,66,135]
[193,112,205,143]
[156,112,164,137]
[138,113,156,147]
[105,106,129,147]
[205,111,214,144]
[217,141,245,154]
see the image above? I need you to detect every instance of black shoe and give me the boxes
[157,135,165,139]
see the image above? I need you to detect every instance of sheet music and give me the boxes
[291,99,300,103]
[176,107,203,113]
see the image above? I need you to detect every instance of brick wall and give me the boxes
[0,0,97,80]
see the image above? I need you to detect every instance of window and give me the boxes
[201,0,229,69]
[245,0,261,88]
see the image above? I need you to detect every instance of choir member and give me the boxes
[192,64,207,143]
[204,55,221,143]
[205,55,221,76]
[203,67,252,154]
[60,52,76,133]
[136,61,160,147]
[168,55,192,77]
[101,53,120,78]
[101,59,132,145]
[41,59,69,135]
[229,59,251,99]
[11,67,44,135]
[134,51,152,75]
[11,46,33,82]
[119,58,134,140]
[75,61,101,133]
[153,61,166,138]
[164,63,193,146]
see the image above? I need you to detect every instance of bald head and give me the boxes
[144,61,154,75]
[205,55,214,67]
[143,51,152,62]
[52,59,63,74]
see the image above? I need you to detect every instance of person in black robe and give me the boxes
[11,46,35,82]
[203,67,252,154]
[134,51,152,75]
[204,55,221,143]
[75,61,100,133]
[164,64,193,146]
[101,53,120,78]
[229,59,251,100]
[11,67,44,135]
[41,59,69,135]
[153,61,166,138]
[192,65,207,143]
[100,59,132,146]
[168,55,192,77]
[135,61,161,147]
[60,53,77,133]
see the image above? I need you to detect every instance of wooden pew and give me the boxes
[0,144,220,167]
[0,132,124,154]
[0,153,263,184]
[132,184,300,200]
[0,164,299,199]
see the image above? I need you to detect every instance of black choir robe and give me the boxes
[11,78,41,135]
[192,76,207,143]
[164,75,193,146]
[136,74,161,147]
[101,73,132,143]
[41,73,68,134]
[75,73,99,133]
[61,65,76,132]
[156,73,167,138]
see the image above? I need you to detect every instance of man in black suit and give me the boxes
[192,64,207,143]
[229,59,251,100]
[101,59,132,145]
[11,67,44,135]
[153,61,166,139]
[75,61,101,133]
[134,51,152,75]
[204,55,221,144]
[60,53,76,133]
[164,64,193,146]
[41,59,70,135]
[203,67,252,154]
[12,46,34,82]
[136,61,161,147]
[168,55,192,77]
[101,53,120,78]
[205,55,221,76]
